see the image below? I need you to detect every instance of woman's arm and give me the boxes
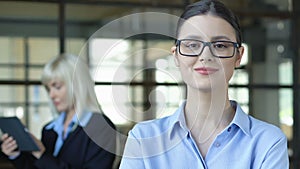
[260,136,289,169]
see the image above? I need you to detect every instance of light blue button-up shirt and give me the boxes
[45,112,92,156]
[119,101,289,169]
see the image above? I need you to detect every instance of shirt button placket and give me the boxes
[214,142,221,148]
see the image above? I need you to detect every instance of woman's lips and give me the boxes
[53,101,60,106]
[194,67,218,75]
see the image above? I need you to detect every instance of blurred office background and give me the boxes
[0,0,298,168]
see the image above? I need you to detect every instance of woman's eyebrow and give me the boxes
[211,36,232,41]
[50,81,60,87]
[180,35,233,41]
[180,35,203,40]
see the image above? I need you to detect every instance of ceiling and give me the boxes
[0,0,290,23]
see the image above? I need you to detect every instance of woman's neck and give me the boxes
[184,87,235,157]
[64,108,75,126]
[184,86,234,132]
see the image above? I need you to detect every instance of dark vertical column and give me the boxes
[24,37,30,128]
[244,26,267,118]
[292,0,300,167]
[59,0,65,54]
[143,69,156,121]
[142,39,156,121]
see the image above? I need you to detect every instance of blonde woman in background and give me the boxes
[1,54,116,169]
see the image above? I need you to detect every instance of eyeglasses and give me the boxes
[176,39,240,58]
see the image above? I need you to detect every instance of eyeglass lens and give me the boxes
[179,40,236,57]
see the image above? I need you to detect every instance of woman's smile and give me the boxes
[194,67,219,75]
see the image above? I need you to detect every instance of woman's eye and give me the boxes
[190,43,199,48]
[184,42,200,48]
[55,85,61,90]
[213,42,230,49]
[53,83,62,90]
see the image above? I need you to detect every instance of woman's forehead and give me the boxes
[47,78,64,86]
[178,15,236,40]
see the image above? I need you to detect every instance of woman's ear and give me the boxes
[171,46,179,67]
[235,46,244,68]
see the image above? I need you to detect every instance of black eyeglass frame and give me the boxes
[175,39,240,58]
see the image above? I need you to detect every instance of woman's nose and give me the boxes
[199,46,213,62]
[49,89,55,98]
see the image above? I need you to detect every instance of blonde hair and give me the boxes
[41,53,101,119]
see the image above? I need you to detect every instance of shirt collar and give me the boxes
[168,101,189,136]
[45,112,93,130]
[78,112,93,127]
[168,100,251,138]
[229,100,251,136]
[45,112,67,130]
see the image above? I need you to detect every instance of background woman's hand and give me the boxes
[1,133,20,157]
[30,133,45,159]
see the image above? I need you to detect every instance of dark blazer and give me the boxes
[11,113,116,169]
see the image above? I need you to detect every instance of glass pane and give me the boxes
[229,87,249,114]
[28,85,54,138]
[28,85,49,103]
[249,19,291,85]
[0,86,24,103]
[29,67,43,81]
[90,38,131,82]
[279,60,292,85]
[66,38,86,56]
[96,84,184,125]
[28,37,59,64]
[155,86,185,118]
[252,89,281,126]
[90,38,177,83]
[279,89,293,141]
[230,43,249,85]
[0,104,25,120]
[0,37,24,64]
[95,85,132,125]
[0,67,24,80]
[230,69,249,85]
[28,105,54,139]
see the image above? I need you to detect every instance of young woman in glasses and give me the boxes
[120,0,289,168]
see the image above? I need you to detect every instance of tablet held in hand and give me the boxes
[0,116,40,151]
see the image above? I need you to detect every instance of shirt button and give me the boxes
[227,127,232,132]
[215,142,221,147]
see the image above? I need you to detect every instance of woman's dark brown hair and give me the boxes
[176,0,242,46]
